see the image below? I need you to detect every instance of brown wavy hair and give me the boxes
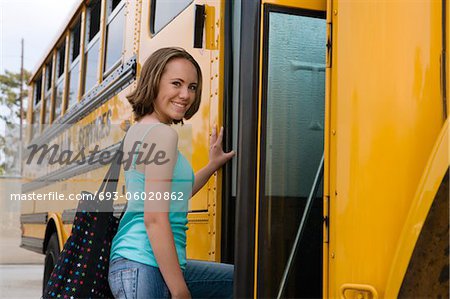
[127,47,202,124]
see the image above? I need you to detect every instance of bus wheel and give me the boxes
[43,233,59,294]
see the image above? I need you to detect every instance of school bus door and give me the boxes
[254,0,328,298]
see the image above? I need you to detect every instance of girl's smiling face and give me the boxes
[152,57,198,124]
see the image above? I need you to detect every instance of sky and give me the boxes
[0,0,79,75]
[0,0,78,170]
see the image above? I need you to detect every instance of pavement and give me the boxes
[0,264,44,298]
[0,213,45,298]
[0,230,44,298]
[0,225,44,265]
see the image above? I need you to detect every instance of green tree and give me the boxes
[0,69,31,175]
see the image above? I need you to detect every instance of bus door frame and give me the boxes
[234,0,329,298]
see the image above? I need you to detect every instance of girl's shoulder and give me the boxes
[126,123,177,143]
[124,123,178,159]
[122,123,178,171]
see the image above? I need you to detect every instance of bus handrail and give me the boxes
[276,153,324,299]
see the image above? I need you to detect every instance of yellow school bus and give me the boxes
[21,0,448,298]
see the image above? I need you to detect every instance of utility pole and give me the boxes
[19,38,24,175]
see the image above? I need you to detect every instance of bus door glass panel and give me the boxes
[68,18,81,109]
[54,43,65,122]
[258,7,326,298]
[150,0,193,34]
[104,0,125,76]
[84,0,101,95]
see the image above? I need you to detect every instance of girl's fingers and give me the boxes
[210,125,217,144]
[217,127,224,144]
[226,150,236,159]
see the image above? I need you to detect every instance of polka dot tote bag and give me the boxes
[43,141,124,299]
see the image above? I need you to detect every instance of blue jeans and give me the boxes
[108,257,234,298]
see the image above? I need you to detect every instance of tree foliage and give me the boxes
[0,69,31,175]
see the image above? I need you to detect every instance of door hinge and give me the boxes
[324,195,330,243]
[326,22,332,68]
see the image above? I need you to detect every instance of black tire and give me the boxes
[43,233,59,295]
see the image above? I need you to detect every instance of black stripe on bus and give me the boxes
[20,212,48,224]
[62,204,127,224]
[62,206,208,224]
[20,236,44,254]
[22,142,122,193]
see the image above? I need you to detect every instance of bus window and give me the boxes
[150,0,192,34]
[54,42,66,121]
[83,0,101,95]
[32,75,43,138]
[67,17,81,109]
[57,43,65,78]
[104,0,125,76]
[43,59,53,125]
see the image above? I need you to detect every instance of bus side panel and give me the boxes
[329,0,444,297]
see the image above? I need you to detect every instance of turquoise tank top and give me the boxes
[110,125,194,269]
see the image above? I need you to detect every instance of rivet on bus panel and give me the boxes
[333,9,337,15]
[335,190,338,196]
[331,253,335,258]
[332,130,336,135]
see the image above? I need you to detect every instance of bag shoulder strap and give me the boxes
[96,139,124,195]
